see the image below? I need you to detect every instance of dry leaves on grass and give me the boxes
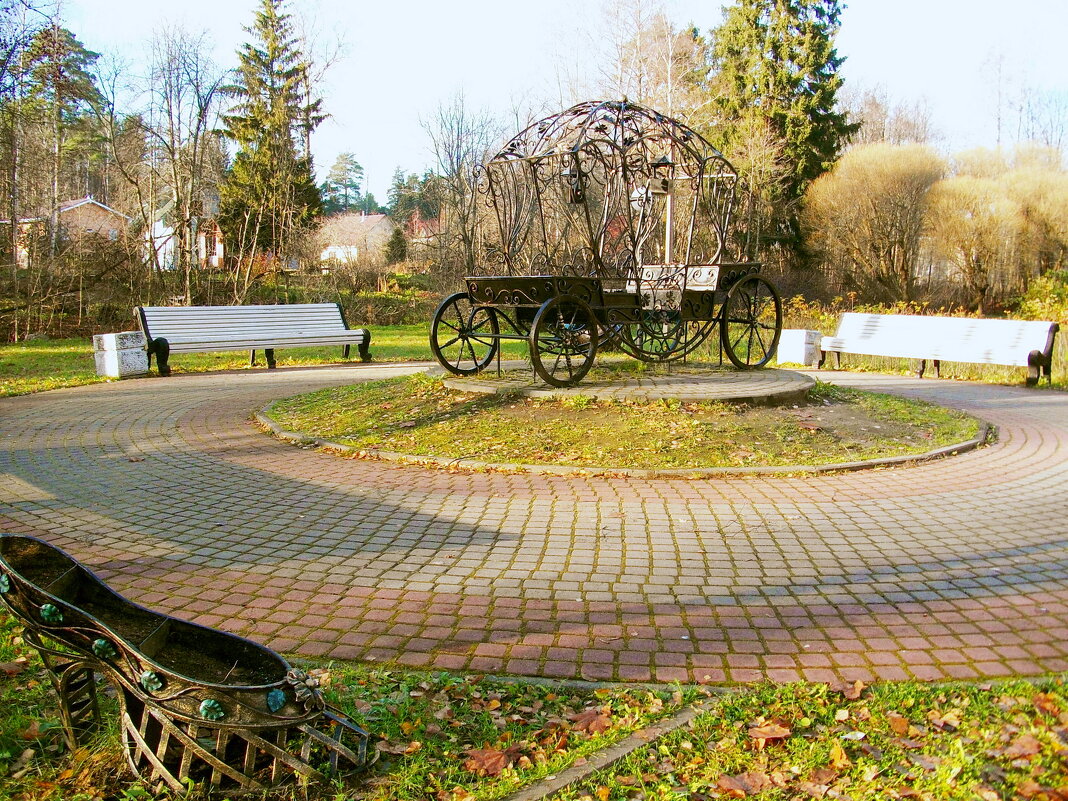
[0,657,29,676]
[716,770,773,798]
[377,740,422,756]
[462,745,523,777]
[1018,779,1068,801]
[570,707,613,735]
[1001,732,1043,759]
[829,679,867,700]
[746,721,791,751]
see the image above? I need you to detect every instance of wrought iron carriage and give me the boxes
[430,100,783,387]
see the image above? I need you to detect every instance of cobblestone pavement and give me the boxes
[1,364,1066,684]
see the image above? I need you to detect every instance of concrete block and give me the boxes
[93,331,146,352]
[93,331,149,378]
[775,329,821,367]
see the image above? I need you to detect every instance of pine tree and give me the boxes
[320,152,363,214]
[219,0,322,276]
[708,0,856,266]
[24,25,102,252]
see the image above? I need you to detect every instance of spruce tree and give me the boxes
[219,0,322,271]
[708,0,856,265]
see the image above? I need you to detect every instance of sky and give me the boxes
[62,0,1068,202]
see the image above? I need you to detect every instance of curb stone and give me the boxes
[500,704,708,801]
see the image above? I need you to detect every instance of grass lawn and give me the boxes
[264,373,982,471]
[0,325,536,397]
[0,614,1064,800]
[2,317,1063,398]
[0,325,434,397]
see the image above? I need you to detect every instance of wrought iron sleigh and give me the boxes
[430,100,783,387]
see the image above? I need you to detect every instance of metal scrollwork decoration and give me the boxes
[478,100,738,283]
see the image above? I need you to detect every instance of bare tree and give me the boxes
[841,85,938,147]
[804,143,945,301]
[424,93,500,281]
[97,26,225,304]
[927,175,1021,313]
[593,0,709,121]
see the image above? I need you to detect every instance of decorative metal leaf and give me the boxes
[267,688,287,713]
[40,603,63,624]
[199,699,226,721]
[92,638,117,659]
[140,670,163,692]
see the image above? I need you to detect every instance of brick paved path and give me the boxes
[2,365,1066,683]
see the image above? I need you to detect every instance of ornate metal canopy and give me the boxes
[480,99,739,281]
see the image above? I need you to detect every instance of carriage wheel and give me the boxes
[430,292,500,375]
[609,316,717,363]
[529,295,599,387]
[720,275,783,368]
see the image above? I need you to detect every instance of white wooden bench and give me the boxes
[136,303,371,376]
[818,312,1059,386]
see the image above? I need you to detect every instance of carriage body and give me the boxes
[430,100,782,387]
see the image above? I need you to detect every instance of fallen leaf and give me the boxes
[0,658,28,676]
[377,740,416,755]
[1034,693,1062,716]
[571,708,612,734]
[830,679,866,700]
[808,768,837,784]
[797,781,829,799]
[893,737,925,750]
[909,753,942,771]
[595,786,610,801]
[927,709,961,730]
[1002,733,1042,759]
[20,720,43,740]
[717,771,770,798]
[747,723,791,742]
[463,746,521,776]
[887,712,910,736]
[829,740,851,769]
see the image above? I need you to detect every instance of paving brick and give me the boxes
[2,365,1065,686]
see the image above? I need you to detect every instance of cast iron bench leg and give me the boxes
[149,338,171,377]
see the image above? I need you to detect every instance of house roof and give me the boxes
[318,212,395,246]
[0,196,131,224]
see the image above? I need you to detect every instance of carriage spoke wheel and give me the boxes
[529,295,599,387]
[720,275,783,368]
[430,292,499,375]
